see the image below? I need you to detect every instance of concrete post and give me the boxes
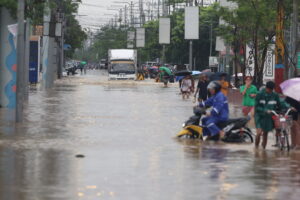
[16,0,25,122]
[42,1,54,89]
[24,19,30,102]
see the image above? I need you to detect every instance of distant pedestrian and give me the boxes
[194,75,209,103]
[240,76,257,116]
[181,76,192,100]
[219,73,229,96]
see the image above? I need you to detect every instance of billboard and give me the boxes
[185,7,199,40]
[136,28,145,48]
[263,44,275,83]
[245,45,255,76]
[215,36,226,51]
[127,31,135,48]
[159,18,170,44]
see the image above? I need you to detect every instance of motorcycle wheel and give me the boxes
[241,131,254,143]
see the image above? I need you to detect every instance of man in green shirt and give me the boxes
[240,76,258,116]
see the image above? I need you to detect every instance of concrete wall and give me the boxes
[0,8,17,108]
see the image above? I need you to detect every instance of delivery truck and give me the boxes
[108,49,137,80]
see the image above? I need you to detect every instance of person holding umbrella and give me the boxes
[281,78,300,149]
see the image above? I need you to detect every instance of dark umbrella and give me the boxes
[174,70,192,76]
[211,72,230,82]
[201,71,215,80]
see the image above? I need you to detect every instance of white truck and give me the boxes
[108,49,137,80]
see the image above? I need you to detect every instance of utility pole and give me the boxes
[24,18,31,102]
[42,0,54,89]
[16,0,25,122]
[189,0,193,70]
[158,0,160,18]
[59,13,65,79]
[124,5,128,26]
[130,1,134,27]
[210,22,213,57]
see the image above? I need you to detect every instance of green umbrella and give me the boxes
[81,61,87,65]
[159,66,172,76]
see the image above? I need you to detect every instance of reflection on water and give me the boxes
[0,70,299,200]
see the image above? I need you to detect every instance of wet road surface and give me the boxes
[0,70,299,200]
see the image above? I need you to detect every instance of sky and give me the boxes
[77,0,217,32]
[77,0,140,31]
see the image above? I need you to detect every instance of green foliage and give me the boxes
[217,0,292,85]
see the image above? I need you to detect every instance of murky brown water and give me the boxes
[0,70,299,200]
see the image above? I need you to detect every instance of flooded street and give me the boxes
[0,70,299,200]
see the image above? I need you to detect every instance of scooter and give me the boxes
[177,107,254,143]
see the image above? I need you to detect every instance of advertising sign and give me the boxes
[159,18,170,44]
[263,44,275,82]
[215,36,226,52]
[136,28,145,48]
[127,31,135,48]
[245,45,255,76]
[184,7,199,40]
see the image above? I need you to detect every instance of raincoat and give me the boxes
[255,89,288,132]
[200,91,229,136]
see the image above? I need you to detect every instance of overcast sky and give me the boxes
[77,0,140,31]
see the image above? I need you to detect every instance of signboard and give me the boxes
[159,18,170,44]
[297,52,300,69]
[263,44,275,83]
[209,56,218,66]
[127,31,135,48]
[136,28,145,48]
[245,45,255,76]
[215,36,226,52]
[184,7,199,40]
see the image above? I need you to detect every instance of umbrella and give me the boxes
[80,61,87,65]
[201,71,214,80]
[211,72,230,81]
[192,71,201,76]
[174,70,192,76]
[280,78,300,101]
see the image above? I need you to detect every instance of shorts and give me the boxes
[242,106,254,116]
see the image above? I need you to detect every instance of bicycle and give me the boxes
[271,108,293,151]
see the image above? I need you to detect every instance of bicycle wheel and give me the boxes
[284,130,290,151]
[280,134,285,151]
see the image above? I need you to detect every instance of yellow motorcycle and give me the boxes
[177,107,254,143]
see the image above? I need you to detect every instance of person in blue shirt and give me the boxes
[199,81,229,140]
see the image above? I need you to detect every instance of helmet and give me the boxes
[207,81,221,93]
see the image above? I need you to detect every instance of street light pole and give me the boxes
[189,0,193,70]
[16,0,25,122]
[210,23,213,57]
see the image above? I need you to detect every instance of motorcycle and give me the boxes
[177,107,254,143]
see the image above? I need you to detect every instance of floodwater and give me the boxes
[0,70,299,200]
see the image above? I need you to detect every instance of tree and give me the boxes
[217,0,292,85]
